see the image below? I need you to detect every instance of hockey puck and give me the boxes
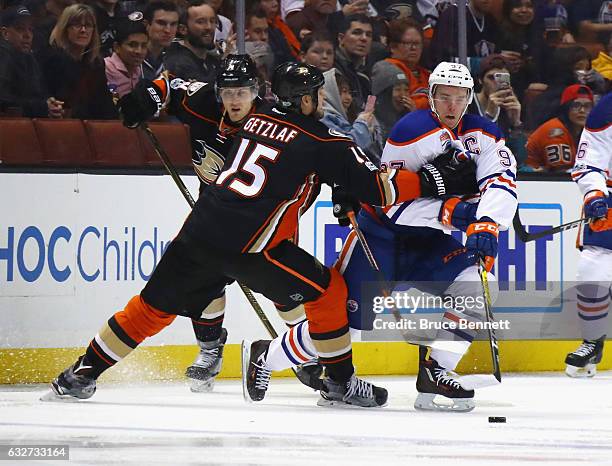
[488,416,506,423]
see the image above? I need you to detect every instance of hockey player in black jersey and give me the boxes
[43,62,478,408]
[120,54,323,392]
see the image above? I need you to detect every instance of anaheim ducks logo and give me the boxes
[193,140,225,184]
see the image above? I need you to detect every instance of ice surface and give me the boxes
[1,373,611,465]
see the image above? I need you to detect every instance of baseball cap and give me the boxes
[1,5,32,27]
[560,84,593,105]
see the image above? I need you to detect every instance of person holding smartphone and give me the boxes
[468,54,526,165]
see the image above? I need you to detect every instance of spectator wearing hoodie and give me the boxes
[320,68,382,162]
[370,59,413,142]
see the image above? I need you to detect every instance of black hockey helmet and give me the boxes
[271,62,325,113]
[216,54,258,89]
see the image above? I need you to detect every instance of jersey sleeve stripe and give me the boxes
[488,183,518,198]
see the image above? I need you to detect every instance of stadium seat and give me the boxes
[84,120,145,167]
[0,118,44,166]
[138,122,193,169]
[33,119,94,167]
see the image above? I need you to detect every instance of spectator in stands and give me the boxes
[496,0,540,98]
[299,31,334,71]
[86,0,123,57]
[370,59,413,142]
[528,46,602,129]
[205,0,232,44]
[525,84,593,172]
[592,33,612,86]
[41,3,117,118]
[141,1,178,80]
[568,0,612,45]
[534,0,575,45]
[256,0,301,66]
[469,54,526,165]
[321,68,381,161]
[245,40,275,102]
[430,0,498,70]
[0,4,62,117]
[281,0,303,21]
[382,18,430,110]
[105,18,147,97]
[334,14,373,110]
[286,0,367,39]
[29,0,75,53]
[245,8,269,43]
[164,0,220,81]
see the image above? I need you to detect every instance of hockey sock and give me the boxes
[265,321,317,370]
[191,294,226,342]
[576,247,612,341]
[85,295,176,378]
[304,267,353,382]
[576,284,610,341]
[274,303,307,328]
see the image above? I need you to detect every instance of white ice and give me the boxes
[1,373,612,466]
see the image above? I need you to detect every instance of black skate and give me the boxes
[565,336,605,378]
[415,347,475,412]
[40,356,96,402]
[295,360,324,391]
[317,374,388,408]
[186,328,228,392]
[241,339,272,403]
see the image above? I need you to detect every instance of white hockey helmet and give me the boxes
[428,62,474,121]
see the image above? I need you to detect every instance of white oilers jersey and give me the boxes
[571,92,612,196]
[380,110,517,230]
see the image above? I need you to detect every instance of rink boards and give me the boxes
[1,172,610,383]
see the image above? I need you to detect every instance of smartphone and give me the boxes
[494,72,511,90]
[364,95,376,112]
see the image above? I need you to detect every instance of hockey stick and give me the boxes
[513,211,591,243]
[457,259,502,390]
[140,124,279,340]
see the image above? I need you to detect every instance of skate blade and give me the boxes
[316,396,387,409]
[40,389,83,403]
[456,374,501,390]
[241,340,253,404]
[565,364,597,378]
[188,378,215,393]
[414,393,475,413]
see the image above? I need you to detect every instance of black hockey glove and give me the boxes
[332,185,361,227]
[117,80,164,129]
[418,151,479,198]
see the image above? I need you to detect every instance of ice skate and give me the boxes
[295,359,324,391]
[40,356,96,402]
[317,374,388,408]
[241,339,272,403]
[414,348,475,412]
[185,328,228,392]
[565,337,605,378]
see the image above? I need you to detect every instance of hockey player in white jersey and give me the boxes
[242,62,517,411]
[565,91,612,377]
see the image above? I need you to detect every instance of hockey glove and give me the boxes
[418,151,479,197]
[332,185,360,227]
[591,208,612,232]
[439,197,479,231]
[117,80,165,129]
[465,217,499,272]
[583,190,608,219]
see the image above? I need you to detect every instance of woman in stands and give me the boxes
[39,3,117,119]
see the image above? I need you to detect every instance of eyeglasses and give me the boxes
[68,23,94,31]
[569,101,593,111]
[433,96,468,105]
[399,41,422,49]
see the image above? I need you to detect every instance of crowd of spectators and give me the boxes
[1,0,611,170]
